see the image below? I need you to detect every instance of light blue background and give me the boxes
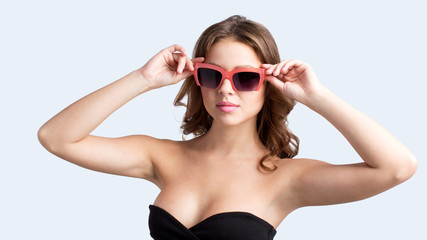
[1,0,426,239]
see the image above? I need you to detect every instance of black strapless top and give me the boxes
[148,204,277,240]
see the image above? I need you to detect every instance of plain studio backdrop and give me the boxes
[1,0,426,239]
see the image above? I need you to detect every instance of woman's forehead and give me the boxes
[205,39,262,69]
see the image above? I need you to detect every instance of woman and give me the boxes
[38,15,417,240]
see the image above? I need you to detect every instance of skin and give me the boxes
[38,39,417,230]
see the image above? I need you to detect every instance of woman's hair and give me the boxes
[174,15,299,172]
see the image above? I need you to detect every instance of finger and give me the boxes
[180,58,205,79]
[274,60,289,76]
[187,57,205,71]
[176,55,187,74]
[187,57,205,72]
[261,63,273,69]
[186,55,204,71]
[265,76,285,92]
[165,43,187,56]
[191,57,205,63]
[265,64,278,75]
[172,52,183,63]
[282,60,304,74]
[182,56,193,73]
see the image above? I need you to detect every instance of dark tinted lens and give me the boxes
[233,72,260,91]
[197,68,222,89]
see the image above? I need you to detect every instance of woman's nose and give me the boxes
[218,78,235,95]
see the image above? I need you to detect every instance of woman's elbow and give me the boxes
[38,126,50,148]
[37,125,58,153]
[394,153,418,183]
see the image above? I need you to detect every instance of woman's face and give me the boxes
[200,38,266,127]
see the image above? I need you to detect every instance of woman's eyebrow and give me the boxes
[207,62,256,69]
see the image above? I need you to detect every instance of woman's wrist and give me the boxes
[132,68,156,93]
[300,86,333,111]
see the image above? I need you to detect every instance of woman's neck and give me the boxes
[196,119,266,158]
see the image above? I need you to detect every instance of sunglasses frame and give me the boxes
[193,63,266,91]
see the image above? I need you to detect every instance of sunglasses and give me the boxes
[193,63,266,91]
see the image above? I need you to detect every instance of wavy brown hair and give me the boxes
[174,15,299,172]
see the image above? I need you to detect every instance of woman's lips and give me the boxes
[216,101,239,113]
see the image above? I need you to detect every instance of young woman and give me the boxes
[38,15,417,240]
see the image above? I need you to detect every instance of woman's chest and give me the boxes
[153,157,290,229]
[152,178,281,229]
[158,151,277,200]
[151,143,300,228]
[157,167,273,205]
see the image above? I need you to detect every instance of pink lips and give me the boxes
[216,101,239,113]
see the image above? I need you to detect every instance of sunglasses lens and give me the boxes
[233,72,260,91]
[197,68,222,89]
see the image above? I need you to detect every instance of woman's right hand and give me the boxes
[137,44,205,90]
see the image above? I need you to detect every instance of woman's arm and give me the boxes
[39,70,149,148]
[38,44,203,184]
[263,60,417,206]
[38,70,157,180]
[307,87,416,178]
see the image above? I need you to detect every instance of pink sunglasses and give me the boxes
[193,63,266,91]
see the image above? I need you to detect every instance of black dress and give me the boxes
[148,204,277,240]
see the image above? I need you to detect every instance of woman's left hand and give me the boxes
[262,60,325,105]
